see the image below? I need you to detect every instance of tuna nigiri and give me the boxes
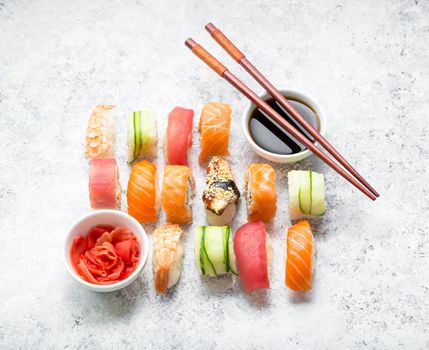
[127,160,159,223]
[165,107,194,165]
[198,102,232,163]
[234,221,272,293]
[89,158,121,209]
[244,163,276,222]
[85,105,116,160]
[152,224,184,294]
[285,220,314,291]
[161,165,194,224]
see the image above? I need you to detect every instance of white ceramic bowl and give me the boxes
[242,89,327,163]
[64,210,149,292]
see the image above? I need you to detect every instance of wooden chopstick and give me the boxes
[185,38,377,201]
[205,23,379,199]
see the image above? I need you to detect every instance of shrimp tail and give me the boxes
[155,267,169,294]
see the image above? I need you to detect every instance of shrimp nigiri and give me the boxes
[152,224,184,294]
[85,105,116,160]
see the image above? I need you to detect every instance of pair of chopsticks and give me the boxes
[185,23,379,201]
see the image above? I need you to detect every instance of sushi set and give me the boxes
[65,23,379,295]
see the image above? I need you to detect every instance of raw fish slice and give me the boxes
[245,163,276,222]
[127,160,159,223]
[85,105,116,160]
[89,158,121,209]
[234,221,271,293]
[198,102,231,163]
[152,224,184,294]
[285,220,314,291]
[161,165,194,224]
[165,107,194,165]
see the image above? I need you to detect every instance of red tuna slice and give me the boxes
[234,221,269,293]
[166,107,194,165]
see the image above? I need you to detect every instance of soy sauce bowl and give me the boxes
[64,210,149,292]
[242,89,327,163]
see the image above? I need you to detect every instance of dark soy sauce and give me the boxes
[249,96,319,155]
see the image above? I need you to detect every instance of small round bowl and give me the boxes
[64,210,149,292]
[242,88,327,163]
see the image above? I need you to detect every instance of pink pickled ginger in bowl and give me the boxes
[64,210,149,292]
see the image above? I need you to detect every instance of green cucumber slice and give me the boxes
[194,227,203,273]
[201,227,216,276]
[310,171,326,216]
[228,231,238,275]
[127,113,137,164]
[223,227,230,273]
[298,170,312,214]
[194,227,215,276]
[287,171,302,220]
[139,110,152,152]
[134,111,142,161]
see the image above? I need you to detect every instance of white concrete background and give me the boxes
[0,0,428,349]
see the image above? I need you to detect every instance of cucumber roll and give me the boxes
[128,110,157,164]
[288,170,326,220]
[194,226,237,277]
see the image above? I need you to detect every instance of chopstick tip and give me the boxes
[185,38,196,50]
[205,22,217,34]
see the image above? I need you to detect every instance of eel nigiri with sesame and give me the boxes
[202,157,240,226]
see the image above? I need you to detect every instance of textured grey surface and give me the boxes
[1,0,428,349]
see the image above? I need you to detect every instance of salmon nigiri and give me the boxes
[234,221,272,293]
[285,220,314,291]
[161,165,194,224]
[198,102,231,163]
[127,160,159,223]
[244,163,276,222]
[165,107,194,165]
